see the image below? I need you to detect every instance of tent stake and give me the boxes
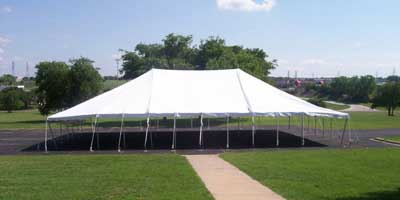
[301,114,305,146]
[252,115,255,148]
[199,114,203,148]
[118,114,125,152]
[144,116,150,150]
[226,115,230,149]
[276,117,279,147]
[89,117,98,152]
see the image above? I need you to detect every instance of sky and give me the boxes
[0,0,399,78]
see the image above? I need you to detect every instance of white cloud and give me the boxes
[0,56,3,62]
[0,36,12,46]
[1,6,12,13]
[216,0,276,12]
[0,47,4,54]
[301,58,327,65]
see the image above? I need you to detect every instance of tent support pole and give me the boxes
[144,116,150,150]
[314,116,317,135]
[288,116,291,129]
[172,115,176,149]
[118,114,125,152]
[252,115,255,148]
[208,118,210,130]
[340,118,349,146]
[89,117,98,152]
[276,117,279,147]
[44,120,48,152]
[226,115,230,149]
[199,114,203,148]
[190,119,193,129]
[301,114,305,146]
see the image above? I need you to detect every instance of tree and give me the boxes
[371,82,400,116]
[0,74,17,85]
[35,61,70,115]
[197,36,225,69]
[162,33,193,68]
[120,33,277,81]
[68,57,103,106]
[0,88,23,112]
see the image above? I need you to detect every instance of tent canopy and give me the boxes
[48,68,348,121]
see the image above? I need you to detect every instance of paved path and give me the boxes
[185,154,285,200]
[341,104,379,112]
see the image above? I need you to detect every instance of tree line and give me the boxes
[0,33,277,115]
[120,33,277,81]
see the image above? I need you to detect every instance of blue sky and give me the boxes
[0,0,399,77]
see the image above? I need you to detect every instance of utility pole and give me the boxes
[11,61,15,76]
[26,62,30,78]
[115,58,121,79]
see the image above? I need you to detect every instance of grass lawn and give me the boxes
[221,148,400,200]
[0,154,212,200]
[383,136,400,142]
[325,102,350,111]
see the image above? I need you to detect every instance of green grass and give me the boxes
[325,102,350,111]
[0,154,212,200]
[221,148,400,200]
[0,109,45,129]
[383,136,400,142]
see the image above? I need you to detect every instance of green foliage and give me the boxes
[306,98,326,108]
[371,82,400,116]
[35,61,70,115]
[35,58,102,115]
[320,75,376,103]
[68,57,103,106]
[0,154,212,200]
[222,148,400,200]
[0,88,24,112]
[0,74,17,85]
[121,33,276,81]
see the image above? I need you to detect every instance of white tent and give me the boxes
[45,69,349,151]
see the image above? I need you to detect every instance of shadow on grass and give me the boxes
[336,188,400,200]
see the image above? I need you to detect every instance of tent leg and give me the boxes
[118,114,125,152]
[144,116,150,150]
[276,117,279,147]
[89,117,98,152]
[199,114,203,148]
[44,120,48,152]
[190,119,193,129]
[252,115,255,148]
[226,115,230,149]
[172,115,176,149]
[340,118,349,146]
[207,118,210,130]
[288,116,291,129]
[314,116,317,135]
[301,114,305,146]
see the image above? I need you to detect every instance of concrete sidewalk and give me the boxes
[185,154,285,200]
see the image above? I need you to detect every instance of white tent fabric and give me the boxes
[47,68,348,121]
